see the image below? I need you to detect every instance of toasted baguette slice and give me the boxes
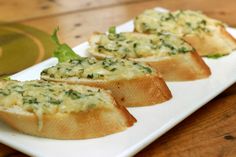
[134,9,236,56]
[135,52,210,81]
[0,80,136,139]
[41,57,172,107]
[88,32,211,81]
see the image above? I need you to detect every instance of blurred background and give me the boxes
[0,0,236,156]
[2,0,235,46]
[1,0,236,77]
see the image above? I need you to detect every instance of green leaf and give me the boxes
[108,26,116,34]
[51,27,60,45]
[205,54,225,59]
[51,27,80,62]
[2,76,11,81]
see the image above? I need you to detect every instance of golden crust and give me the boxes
[183,26,236,56]
[136,52,211,81]
[0,98,136,139]
[41,75,172,107]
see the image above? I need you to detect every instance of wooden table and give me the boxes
[1,0,236,156]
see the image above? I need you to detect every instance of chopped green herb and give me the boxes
[123,48,130,52]
[50,74,55,78]
[117,34,126,41]
[48,98,62,105]
[121,54,127,59]
[23,97,39,104]
[65,68,72,72]
[87,73,104,79]
[102,58,117,67]
[11,85,23,94]
[87,58,97,65]
[108,26,116,34]
[48,89,54,92]
[110,68,117,71]
[87,74,94,79]
[142,66,152,73]
[161,40,176,51]
[200,19,206,25]
[178,47,190,53]
[0,90,10,96]
[41,70,48,75]
[30,84,41,87]
[65,89,83,99]
[186,22,191,27]
[205,54,225,59]
[69,59,81,65]
[136,64,152,74]
[133,43,138,48]
[65,89,94,99]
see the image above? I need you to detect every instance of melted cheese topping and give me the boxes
[0,81,113,115]
[134,10,224,36]
[89,32,194,58]
[41,57,155,80]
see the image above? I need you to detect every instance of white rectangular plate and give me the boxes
[1,7,236,157]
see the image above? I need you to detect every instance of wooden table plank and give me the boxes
[22,0,159,47]
[21,0,236,47]
[0,143,26,157]
[0,0,143,22]
[152,0,236,27]
[136,85,236,157]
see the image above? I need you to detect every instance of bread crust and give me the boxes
[0,98,136,139]
[41,75,172,107]
[183,26,236,56]
[134,52,211,81]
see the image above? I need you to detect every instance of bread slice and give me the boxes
[88,32,211,81]
[134,9,236,56]
[41,57,172,107]
[0,80,136,139]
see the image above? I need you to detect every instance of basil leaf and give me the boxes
[51,27,80,62]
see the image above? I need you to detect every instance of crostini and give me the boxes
[89,30,211,81]
[134,10,236,57]
[41,29,172,107]
[0,80,136,139]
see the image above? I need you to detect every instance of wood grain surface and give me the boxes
[0,0,236,156]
